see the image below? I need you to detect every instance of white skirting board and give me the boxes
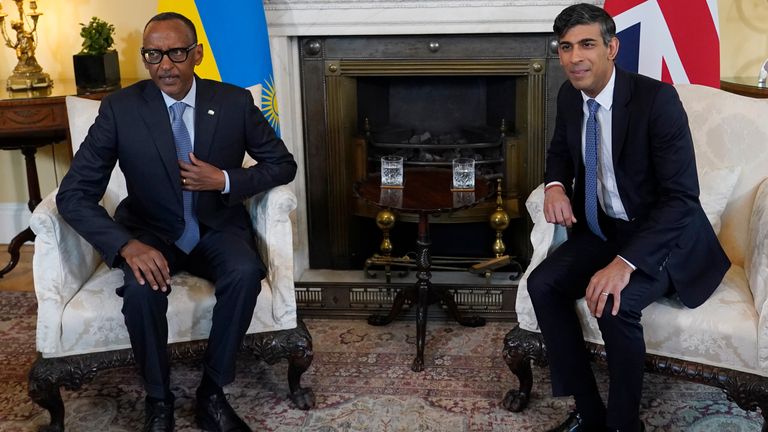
[0,203,30,244]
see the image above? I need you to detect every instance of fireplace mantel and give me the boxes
[264,0,587,36]
[264,0,583,280]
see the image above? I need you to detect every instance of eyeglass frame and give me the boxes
[140,43,198,65]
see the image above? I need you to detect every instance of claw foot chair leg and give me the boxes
[716,373,768,432]
[242,319,315,410]
[286,320,315,410]
[501,325,547,412]
[28,356,74,432]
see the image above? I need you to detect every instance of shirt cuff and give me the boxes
[618,255,637,271]
[545,181,565,189]
[222,170,230,194]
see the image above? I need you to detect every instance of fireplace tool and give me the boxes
[364,180,522,283]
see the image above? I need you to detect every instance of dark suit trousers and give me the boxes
[527,220,671,430]
[118,227,263,399]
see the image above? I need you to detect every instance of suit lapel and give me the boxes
[566,86,584,175]
[193,77,220,163]
[611,67,631,167]
[139,81,183,206]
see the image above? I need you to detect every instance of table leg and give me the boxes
[0,227,34,277]
[367,286,413,326]
[21,145,43,211]
[0,145,41,278]
[438,286,486,327]
[411,214,431,372]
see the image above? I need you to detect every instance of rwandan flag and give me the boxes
[157,0,280,135]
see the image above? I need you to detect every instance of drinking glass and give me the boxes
[452,158,475,190]
[381,155,404,188]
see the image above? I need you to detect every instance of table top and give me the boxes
[353,167,492,214]
[1,78,137,102]
[720,76,768,98]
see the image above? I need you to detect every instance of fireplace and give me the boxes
[299,34,563,271]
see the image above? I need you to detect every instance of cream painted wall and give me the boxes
[0,0,155,205]
[719,0,768,77]
[0,0,767,204]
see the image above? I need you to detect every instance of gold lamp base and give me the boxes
[7,69,52,91]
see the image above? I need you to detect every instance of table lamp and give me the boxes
[0,0,53,90]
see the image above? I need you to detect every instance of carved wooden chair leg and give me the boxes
[716,372,768,431]
[285,320,315,410]
[242,319,315,410]
[28,357,66,432]
[501,325,547,413]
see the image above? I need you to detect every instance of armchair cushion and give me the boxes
[748,180,768,370]
[699,165,741,234]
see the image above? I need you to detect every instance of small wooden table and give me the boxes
[0,80,128,278]
[354,167,493,371]
[720,77,768,98]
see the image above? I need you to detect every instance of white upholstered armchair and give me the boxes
[27,96,314,432]
[502,84,768,426]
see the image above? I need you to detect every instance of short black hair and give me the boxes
[144,12,198,44]
[553,3,616,46]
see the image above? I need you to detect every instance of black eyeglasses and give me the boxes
[141,43,197,64]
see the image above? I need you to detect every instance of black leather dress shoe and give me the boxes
[143,396,175,432]
[608,421,646,432]
[195,391,252,432]
[547,410,603,432]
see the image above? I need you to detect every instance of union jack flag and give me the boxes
[604,0,720,88]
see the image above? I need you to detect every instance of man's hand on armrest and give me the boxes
[543,183,577,228]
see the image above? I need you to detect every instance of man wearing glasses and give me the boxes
[56,12,297,432]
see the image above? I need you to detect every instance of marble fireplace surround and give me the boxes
[263,0,583,279]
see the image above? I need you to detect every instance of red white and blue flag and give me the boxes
[604,0,720,88]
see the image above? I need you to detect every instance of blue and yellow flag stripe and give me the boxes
[157,0,280,135]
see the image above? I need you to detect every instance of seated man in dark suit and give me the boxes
[56,11,297,432]
[527,3,730,431]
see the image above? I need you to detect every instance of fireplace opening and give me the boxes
[347,75,522,267]
[359,76,514,181]
[299,34,558,271]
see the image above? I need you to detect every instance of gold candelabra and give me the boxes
[0,0,52,90]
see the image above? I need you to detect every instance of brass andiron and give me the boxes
[0,0,53,90]
[364,209,414,283]
[490,179,510,257]
[469,179,514,279]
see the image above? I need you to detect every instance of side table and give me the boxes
[720,77,768,98]
[353,168,493,371]
[0,80,128,278]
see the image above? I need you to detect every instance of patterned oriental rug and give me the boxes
[0,291,763,431]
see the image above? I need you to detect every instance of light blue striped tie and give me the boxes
[170,102,200,253]
[585,99,606,241]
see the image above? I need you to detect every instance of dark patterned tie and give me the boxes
[585,99,606,241]
[170,102,200,253]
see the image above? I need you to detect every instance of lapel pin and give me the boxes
[207,109,215,115]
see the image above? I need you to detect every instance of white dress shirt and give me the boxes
[580,68,628,222]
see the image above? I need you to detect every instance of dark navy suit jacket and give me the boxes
[57,76,297,273]
[544,67,729,308]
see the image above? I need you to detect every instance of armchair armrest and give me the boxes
[246,184,298,326]
[515,183,568,332]
[747,179,768,369]
[29,189,101,354]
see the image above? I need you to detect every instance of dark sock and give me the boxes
[198,372,223,398]
[574,392,606,426]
